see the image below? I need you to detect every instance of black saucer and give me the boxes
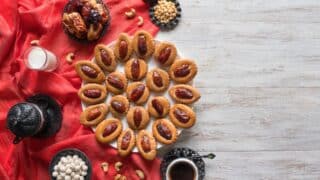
[49,148,92,180]
[26,94,62,138]
[149,0,182,31]
[160,147,206,180]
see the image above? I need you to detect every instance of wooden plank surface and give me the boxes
[156,0,320,179]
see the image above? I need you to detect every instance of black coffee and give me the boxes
[169,162,195,180]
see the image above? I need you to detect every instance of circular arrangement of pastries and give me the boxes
[76,30,200,160]
[62,0,110,41]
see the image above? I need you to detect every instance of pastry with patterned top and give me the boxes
[124,58,148,81]
[152,119,177,145]
[147,96,170,118]
[106,71,127,95]
[169,84,200,104]
[109,95,130,117]
[75,60,105,83]
[169,104,196,128]
[78,83,107,105]
[136,130,157,160]
[169,59,197,83]
[126,82,150,105]
[126,106,150,130]
[146,68,170,92]
[94,44,117,72]
[80,103,108,127]
[132,30,155,59]
[154,42,177,66]
[117,128,135,157]
[95,118,122,144]
[113,33,133,62]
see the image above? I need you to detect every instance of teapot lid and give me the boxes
[6,102,43,138]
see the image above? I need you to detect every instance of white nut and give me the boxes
[66,52,74,64]
[125,8,136,19]
[101,162,109,172]
[30,40,39,46]
[114,174,122,180]
[135,170,145,179]
[137,16,144,27]
[114,161,123,172]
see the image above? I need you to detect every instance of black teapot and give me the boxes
[6,94,62,144]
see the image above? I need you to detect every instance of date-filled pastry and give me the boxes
[95,118,122,144]
[124,58,148,81]
[147,96,170,118]
[146,68,170,92]
[132,30,155,59]
[117,128,135,157]
[154,42,177,66]
[169,59,197,83]
[152,119,177,145]
[75,60,105,83]
[113,33,133,62]
[109,95,130,117]
[80,103,108,127]
[78,84,107,105]
[126,106,150,130]
[126,82,150,105]
[94,44,117,72]
[136,130,157,160]
[106,71,128,95]
[169,85,200,104]
[169,104,196,128]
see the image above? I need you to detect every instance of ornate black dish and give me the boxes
[26,94,62,138]
[62,0,111,43]
[149,0,182,31]
[49,148,92,180]
[160,147,206,180]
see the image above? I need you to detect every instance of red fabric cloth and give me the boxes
[0,0,160,179]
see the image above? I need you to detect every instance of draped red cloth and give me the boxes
[0,0,160,179]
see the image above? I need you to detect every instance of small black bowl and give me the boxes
[160,147,205,180]
[62,0,111,43]
[149,0,182,31]
[49,148,92,180]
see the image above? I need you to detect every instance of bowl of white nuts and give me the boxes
[49,148,92,180]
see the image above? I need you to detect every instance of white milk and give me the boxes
[26,47,58,71]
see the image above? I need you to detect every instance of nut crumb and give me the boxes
[66,52,75,64]
[101,162,109,172]
[30,40,39,46]
[125,8,136,19]
[135,170,145,179]
[137,16,144,27]
[115,161,123,172]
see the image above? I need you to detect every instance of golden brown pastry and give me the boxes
[113,33,133,62]
[169,59,197,83]
[132,30,155,59]
[146,68,170,92]
[126,106,150,130]
[124,58,148,81]
[109,95,130,117]
[152,119,177,145]
[78,83,107,105]
[62,12,87,39]
[126,82,150,105]
[169,104,196,128]
[169,85,200,104]
[75,60,105,83]
[136,130,157,160]
[94,44,117,72]
[106,71,127,95]
[147,96,170,118]
[154,42,177,66]
[117,128,135,157]
[80,103,108,127]
[95,118,122,144]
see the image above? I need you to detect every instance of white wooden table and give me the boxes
[156,0,320,179]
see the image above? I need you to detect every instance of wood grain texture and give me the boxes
[156,0,320,179]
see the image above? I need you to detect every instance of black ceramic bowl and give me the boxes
[62,0,111,43]
[149,0,182,31]
[49,148,92,180]
[160,147,205,180]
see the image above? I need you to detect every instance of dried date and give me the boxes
[84,89,101,98]
[174,64,190,77]
[152,71,163,87]
[103,123,117,136]
[175,88,193,99]
[174,108,190,123]
[130,84,145,102]
[81,65,98,78]
[152,99,163,115]
[156,123,172,140]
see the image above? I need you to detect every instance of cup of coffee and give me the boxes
[166,158,198,180]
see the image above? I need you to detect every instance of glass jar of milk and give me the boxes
[24,46,59,72]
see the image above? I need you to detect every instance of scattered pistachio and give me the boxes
[66,52,75,64]
[101,162,109,172]
[30,40,40,46]
[135,170,145,179]
[115,161,123,172]
[137,16,144,27]
[125,8,136,19]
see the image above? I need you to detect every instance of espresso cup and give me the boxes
[166,158,199,180]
